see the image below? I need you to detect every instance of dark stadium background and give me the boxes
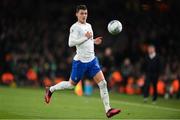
[0,0,180,98]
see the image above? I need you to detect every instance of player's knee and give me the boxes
[69,85,74,89]
[68,82,74,89]
[69,78,77,86]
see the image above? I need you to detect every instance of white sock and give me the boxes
[98,80,111,113]
[50,81,74,93]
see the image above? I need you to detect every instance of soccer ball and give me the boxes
[107,20,122,35]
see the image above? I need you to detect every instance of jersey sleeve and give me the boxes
[68,25,88,47]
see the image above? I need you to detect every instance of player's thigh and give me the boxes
[152,78,158,88]
[70,60,85,84]
[145,77,151,86]
[87,57,103,84]
[93,70,105,84]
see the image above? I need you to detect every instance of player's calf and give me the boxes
[44,81,74,104]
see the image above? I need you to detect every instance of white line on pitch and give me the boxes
[113,100,180,112]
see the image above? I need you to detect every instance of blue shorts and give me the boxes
[70,57,101,83]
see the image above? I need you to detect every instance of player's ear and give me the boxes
[75,12,78,17]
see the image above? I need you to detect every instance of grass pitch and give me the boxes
[0,86,180,119]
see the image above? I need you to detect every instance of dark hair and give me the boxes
[148,44,155,48]
[76,5,87,13]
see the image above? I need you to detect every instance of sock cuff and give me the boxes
[97,79,107,88]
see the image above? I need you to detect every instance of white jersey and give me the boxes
[68,22,95,63]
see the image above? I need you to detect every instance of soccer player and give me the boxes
[45,5,121,118]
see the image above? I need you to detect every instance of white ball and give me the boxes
[108,20,122,35]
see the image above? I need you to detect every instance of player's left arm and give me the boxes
[94,37,103,45]
[89,24,103,45]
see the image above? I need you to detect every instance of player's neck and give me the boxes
[149,52,156,59]
[77,21,86,24]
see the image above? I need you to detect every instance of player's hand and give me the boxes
[85,31,92,39]
[94,37,103,45]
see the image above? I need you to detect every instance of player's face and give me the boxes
[76,10,88,24]
[148,46,155,54]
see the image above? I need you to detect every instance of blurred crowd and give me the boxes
[0,0,180,98]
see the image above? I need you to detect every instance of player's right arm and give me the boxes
[68,26,92,47]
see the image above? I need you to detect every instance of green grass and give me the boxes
[0,86,180,119]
